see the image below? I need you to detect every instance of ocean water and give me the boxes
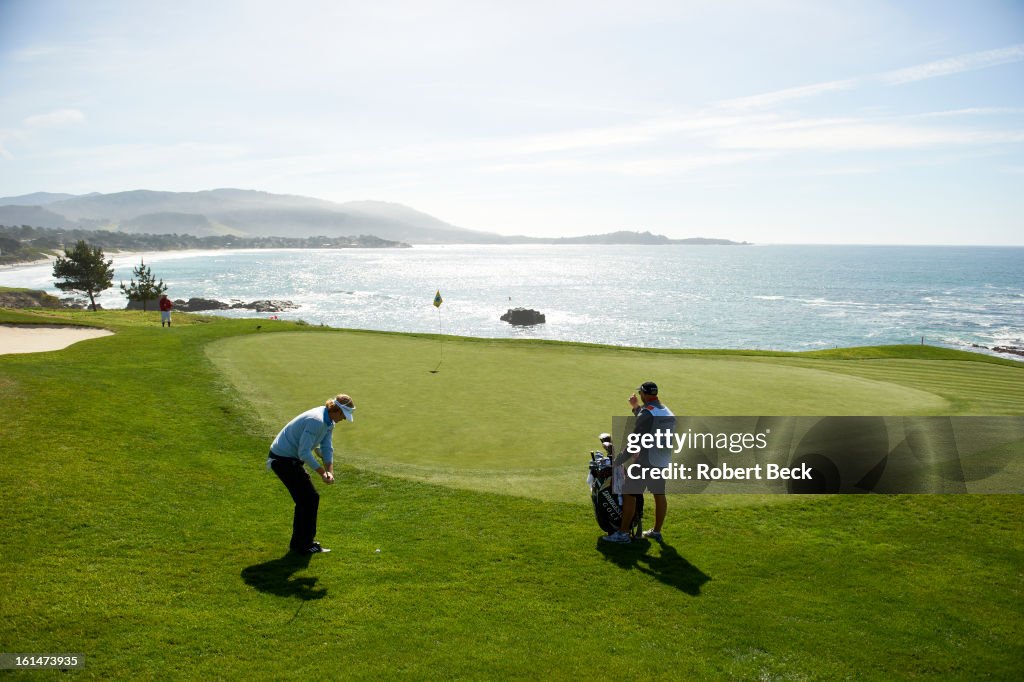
[2,244,1021,353]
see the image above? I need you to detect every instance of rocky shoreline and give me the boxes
[0,288,297,314]
[971,343,1024,358]
[124,297,297,313]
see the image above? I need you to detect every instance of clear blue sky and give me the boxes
[1,0,1022,244]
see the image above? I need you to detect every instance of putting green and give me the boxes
[203,330,1010,501]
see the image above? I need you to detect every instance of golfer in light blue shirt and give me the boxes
[267,394,355,554]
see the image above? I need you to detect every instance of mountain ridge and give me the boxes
[0,188,498,243]
[0,188,747,245]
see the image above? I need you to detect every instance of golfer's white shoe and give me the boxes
[642,529,663,541]
[600,530,631,544]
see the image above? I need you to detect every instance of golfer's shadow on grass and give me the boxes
[596,539,710,596]
[241,553,327,601]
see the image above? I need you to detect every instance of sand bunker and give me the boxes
[0,325,114,355]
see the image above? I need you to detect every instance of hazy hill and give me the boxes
[329,201,505,243]
[0,189,488,243]
[46,189,340,222]
[0,204,80,229]
[502,230,748,245]
[121,212,232,237]
[0,191,83,206]
[519,230,674,245]
[0,188,747,245]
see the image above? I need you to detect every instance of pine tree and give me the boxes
[52,240,114,312]
[120,258,168,311]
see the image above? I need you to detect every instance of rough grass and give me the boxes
[0,309,1021,680]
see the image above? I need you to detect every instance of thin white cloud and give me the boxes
[905,107,1024,119]
[250,114,774,172]
[719,79,860,111]
[481,152,770,177]
[716,44,1024,113]
[879,44,1024,85]
[23,109,86,128]
[497,114,779,156]
[714,118,1024,151]
[471,108,1024,173]
[798,166,878,177]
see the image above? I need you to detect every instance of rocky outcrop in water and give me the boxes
[500,308,546,326]
[175,297,228,312]
[229,300,297,313]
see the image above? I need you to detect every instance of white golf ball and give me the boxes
[375,548,381,553]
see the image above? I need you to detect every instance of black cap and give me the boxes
[637,381,658,396]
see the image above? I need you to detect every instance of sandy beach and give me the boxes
[0,250,150,273]
[0,255,56,272]
[0,324,114,355]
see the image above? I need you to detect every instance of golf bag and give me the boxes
[588,434,643,539]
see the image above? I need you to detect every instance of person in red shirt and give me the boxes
[159,294,174,327]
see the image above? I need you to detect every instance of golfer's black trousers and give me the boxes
[270,456,319,552]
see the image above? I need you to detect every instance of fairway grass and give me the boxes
[1,310,1021,680]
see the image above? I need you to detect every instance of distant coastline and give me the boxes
[0,225,409,267]
[500,231,750,245]
[0,223,747,267]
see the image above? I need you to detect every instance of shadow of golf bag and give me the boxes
[588,434,643,539]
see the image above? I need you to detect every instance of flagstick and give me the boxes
[434,286,446,372]
[431,294,444,374]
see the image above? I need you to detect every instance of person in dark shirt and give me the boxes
[602,381,675,544]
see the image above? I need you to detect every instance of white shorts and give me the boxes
[161,310,171,322]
